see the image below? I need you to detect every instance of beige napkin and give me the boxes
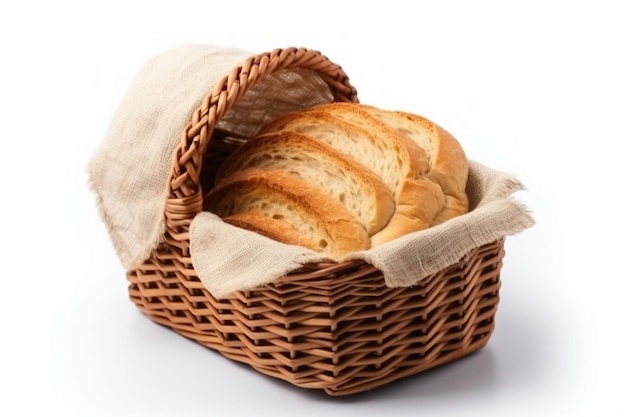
[89,44,337,270]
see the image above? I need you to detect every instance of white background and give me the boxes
[1,1,624,416]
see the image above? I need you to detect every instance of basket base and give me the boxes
[128,239,504,396]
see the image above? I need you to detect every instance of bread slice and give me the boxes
[223,211,318,250]
[204,168,370,258]
[258,103,428,195]
[215,131,395,235]
[359,105,469,225]
[260,102,446,246]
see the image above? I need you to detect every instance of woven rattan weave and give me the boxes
[126,47,505,396]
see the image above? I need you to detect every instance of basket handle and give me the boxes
[164,47,358,240]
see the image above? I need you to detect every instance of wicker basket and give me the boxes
[126,47,506,396]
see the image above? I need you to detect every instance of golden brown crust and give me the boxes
[259,106,426,195]
[307,102,432,177]
[308,103,451,245]
[206,101,470,253]
[402,114,468,199]
[223,211,318,249]
[431,194,469,226]
[370,177,445,246]
[258,103,446,247]
[214,131,395,235]
[205,169,370,258]
[358,105,470,228]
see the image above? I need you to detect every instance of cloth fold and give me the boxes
[89,44,336,270]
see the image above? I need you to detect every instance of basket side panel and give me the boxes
[127,239,504,396]
[323,240,504,395]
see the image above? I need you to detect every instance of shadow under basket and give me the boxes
[125,47,506,396]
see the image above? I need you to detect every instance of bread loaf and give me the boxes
[258,103,429,193]
[215,131,395,235]
[204,168,370,258]
[204,102,469,258]
[259,103,449,245]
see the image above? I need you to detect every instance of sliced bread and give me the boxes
[223,211,318,250]
[359,105,469,225]
[215,131,395,235]
[204,168,370,258]
[258,104,426,194]
[260,103,447,245]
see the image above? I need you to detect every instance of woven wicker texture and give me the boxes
[127,47,505,395]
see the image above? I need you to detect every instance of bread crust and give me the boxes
[359,105,470,226]
[205,168,370,258]
[259,106,425,194]
[370,178,445,246]
[223,211,318,249]
[215,131,395,235]
[259,103,448,246]
[205,102,470,253]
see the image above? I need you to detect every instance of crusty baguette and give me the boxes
[204,168,370,258]
[359,105,469,226]
[215,131,395,235]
